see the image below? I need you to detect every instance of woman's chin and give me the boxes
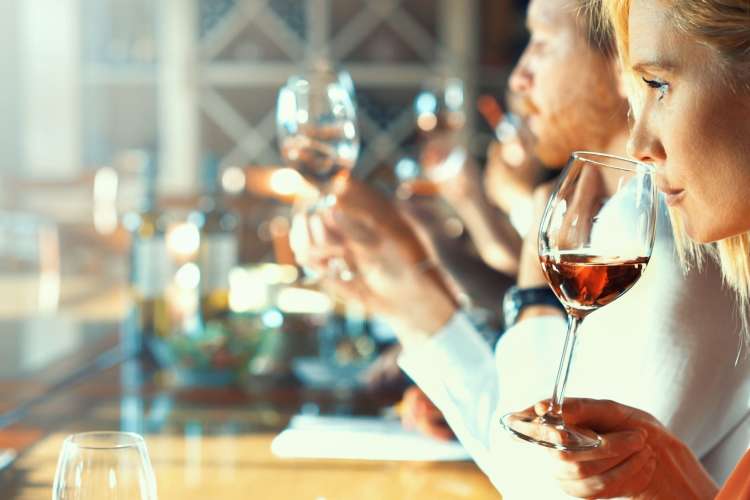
[684,219,732,245]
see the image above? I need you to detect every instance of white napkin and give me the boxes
[271,415,470,462]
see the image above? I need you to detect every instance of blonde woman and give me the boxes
[522,0,750,498]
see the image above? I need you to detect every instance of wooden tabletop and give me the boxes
[13,432,497,500]
[0,357,501,500]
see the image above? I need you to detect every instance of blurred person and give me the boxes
[417,133,523,276]
[399,385,454,441]
[515,0,750,497]
[289,0,750,498]
[479,92,547,236]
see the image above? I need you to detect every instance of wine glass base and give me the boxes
[500,412,601,451]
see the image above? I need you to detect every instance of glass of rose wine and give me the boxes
[501,151,657,450]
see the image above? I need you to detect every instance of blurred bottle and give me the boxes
[191,155,239,323]
[122,151,170,338]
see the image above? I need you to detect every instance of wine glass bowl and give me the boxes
[501,151,657,451]
[413,77,467,183]
[52,431,158,499]
[276,71,359,192]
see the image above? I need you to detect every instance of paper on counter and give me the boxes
[271,414,470,462]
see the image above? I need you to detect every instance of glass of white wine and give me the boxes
[277,64,359,281]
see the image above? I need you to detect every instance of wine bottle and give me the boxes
[123,151,170,338]
[191,155,239,323]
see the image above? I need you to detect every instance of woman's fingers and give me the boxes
[549,429,647,464]
[534,398,643,432]
[553,430,648,476]
[558,445,656,498]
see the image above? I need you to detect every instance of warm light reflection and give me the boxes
[228,267,269,313]
[269,168,305,197]
[502,141,526,168]
[38,224,60,313]
[227,263,300,313]
[93,166,119,235]
[174,262,201,290]
[166,223,200,257]
[258,263,298,285]
[221,166,246,194]
[277,287,332,315]
[416,113,437,132]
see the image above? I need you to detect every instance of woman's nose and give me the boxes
[627,107,666,165]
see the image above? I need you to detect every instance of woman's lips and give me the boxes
[660,186,686,206]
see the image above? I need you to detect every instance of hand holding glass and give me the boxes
[277,68,359,281]
[501,152,657,451]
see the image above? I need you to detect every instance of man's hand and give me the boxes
[400,386,455,441]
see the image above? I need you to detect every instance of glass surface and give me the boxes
[501,151,657,451]
[52,431,158,500]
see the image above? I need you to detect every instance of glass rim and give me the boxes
[572,151,654,174]
[65,431,146,450]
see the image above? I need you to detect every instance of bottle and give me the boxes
[122,151,170,338]
[191,155,239,323]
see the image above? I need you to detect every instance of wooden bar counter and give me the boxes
[0,345,501,499]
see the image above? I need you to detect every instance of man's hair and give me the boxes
[578,0,616,55]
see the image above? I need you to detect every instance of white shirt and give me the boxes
[399,205,750,499]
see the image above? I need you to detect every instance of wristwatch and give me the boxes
[502,285,565,329]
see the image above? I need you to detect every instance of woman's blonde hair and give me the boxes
[595,0,750,334]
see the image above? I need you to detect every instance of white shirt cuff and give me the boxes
[398,311,495,398]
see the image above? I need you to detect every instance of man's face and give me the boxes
[509,0,625,167]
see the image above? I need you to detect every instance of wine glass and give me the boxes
[501,151,657,451]
[276,66,359,200]
[52,431,158,499]
[277,64,359,281]
[413,76,467,183]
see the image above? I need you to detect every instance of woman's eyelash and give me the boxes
[642,77,669,100]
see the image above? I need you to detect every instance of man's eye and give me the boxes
[642,77,669,101]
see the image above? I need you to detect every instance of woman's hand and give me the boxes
[289,178,459,341]
[518,398,718,499]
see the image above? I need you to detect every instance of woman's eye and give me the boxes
[642,77,669,101]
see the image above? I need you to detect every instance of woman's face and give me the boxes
[627,0,750,243]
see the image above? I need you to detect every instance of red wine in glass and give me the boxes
[540,253,649,316]
[501,151,657,451]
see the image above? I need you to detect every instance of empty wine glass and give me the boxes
[413,76,467,183]
[277,63,359,281]
[501,152,657,451]
[52,431,158,499]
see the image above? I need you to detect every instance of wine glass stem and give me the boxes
[544,314,583,423]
